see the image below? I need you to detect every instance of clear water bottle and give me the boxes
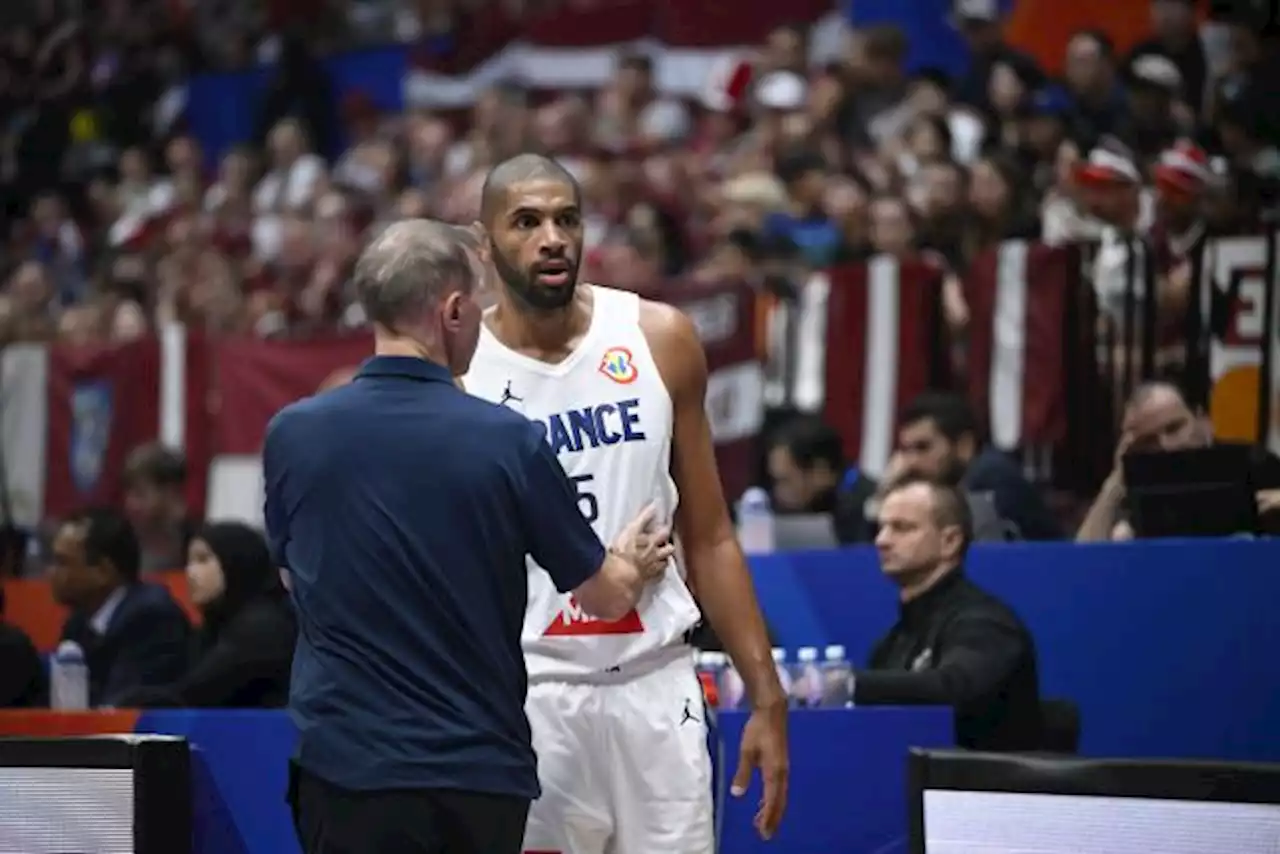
[50,640,90,711]
[718,659,747,710]
[737,487,776,554]
[792,646,824,708]
[771,648,793,704]
[821,644,854,708]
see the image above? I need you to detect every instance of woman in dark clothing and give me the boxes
[120,521,296,708]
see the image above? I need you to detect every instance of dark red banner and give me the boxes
[44,340,164,519]
[212,334,373,456]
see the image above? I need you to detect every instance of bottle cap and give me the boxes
[770,647,787,663]
[824,644,846,660]
[55,640,85,658]
[797,646,819,662]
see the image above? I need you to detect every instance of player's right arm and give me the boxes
[516,422,672,619]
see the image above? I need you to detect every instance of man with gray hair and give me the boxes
[264,219,674,853]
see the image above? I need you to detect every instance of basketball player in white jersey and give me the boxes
[462,154,788,854]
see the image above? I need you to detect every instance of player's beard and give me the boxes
[490,242,579,313]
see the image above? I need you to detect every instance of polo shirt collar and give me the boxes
[356,356,454,384]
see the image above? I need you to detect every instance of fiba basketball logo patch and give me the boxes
[598,347,638,384]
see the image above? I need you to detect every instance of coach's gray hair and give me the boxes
[354,219,474,329]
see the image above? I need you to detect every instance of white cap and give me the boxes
[797,647,819,662]
[756,71,807,111]
[1130,54,1183,94]
[952,0,1000,23]
[700,651,727,667]
[824,644,846,660]
[55,640,85,658]
[771,647,788,663]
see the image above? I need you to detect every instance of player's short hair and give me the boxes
[122,442,187,490]
[354,219,474,329]
[62,507,142,582]
[883,474,974,555]
[480,154,581,224]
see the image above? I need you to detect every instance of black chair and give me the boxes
[1039,698,1081,754]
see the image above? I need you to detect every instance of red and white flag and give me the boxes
[402,0,839,107]
[791,256,949,478]
[964,240,1076,451]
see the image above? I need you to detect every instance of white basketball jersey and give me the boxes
[463,285,702,680]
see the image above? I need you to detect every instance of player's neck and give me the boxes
[490,287,592,354]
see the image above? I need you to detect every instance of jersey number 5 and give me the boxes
[571,474,599,524]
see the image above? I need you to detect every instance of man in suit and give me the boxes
[49,508,191,707]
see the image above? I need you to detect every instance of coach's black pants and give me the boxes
[288,762,530,854]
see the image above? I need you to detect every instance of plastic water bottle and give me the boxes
[50,640,90,711]
[821,644,854,707]
[771,648,793,704]
[737,487,776,554]
[718,659,747,710]
[791,646,824,708]
[696,651,726,708]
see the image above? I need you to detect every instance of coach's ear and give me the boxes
[441,291,465,332]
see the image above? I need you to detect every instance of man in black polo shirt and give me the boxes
[857,475,1042,751]
[264,220,673,854]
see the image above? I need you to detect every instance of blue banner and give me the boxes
[186,47,408,167]
[753,538,1280,762]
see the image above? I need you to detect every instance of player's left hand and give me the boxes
[731,700,789,840]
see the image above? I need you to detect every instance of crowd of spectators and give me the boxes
[1,0,1275,354]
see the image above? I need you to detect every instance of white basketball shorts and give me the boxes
[522,650,714,854]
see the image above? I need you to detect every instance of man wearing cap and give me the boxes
[1074,140,1155,323]
[1127,0,1207,115]
[1121,53,1187,161]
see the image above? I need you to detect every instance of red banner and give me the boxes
[212,334,373,456]
[663,280,763,503]
[820,258,949,477]
[964,240,1078,451]
[44,340,164,518]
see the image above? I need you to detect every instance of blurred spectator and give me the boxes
[766,414,879,544]
[1127,0,1207,115]
[1063,29,1126,148]
[949,0,1041,112]
[839,25,911,150]
[50,507,191,707]
[1077,382,1280,541]
[1121,53,1187,161]
[0,585,45,707]
[117,522,296,708]
[896,392,1062,540]
[121,442,195,573]
[255,29,335,155]
[765,148,841,269]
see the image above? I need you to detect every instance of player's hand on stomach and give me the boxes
[611,501,674,582]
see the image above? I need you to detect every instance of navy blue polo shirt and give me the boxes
[263,355,606,798]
